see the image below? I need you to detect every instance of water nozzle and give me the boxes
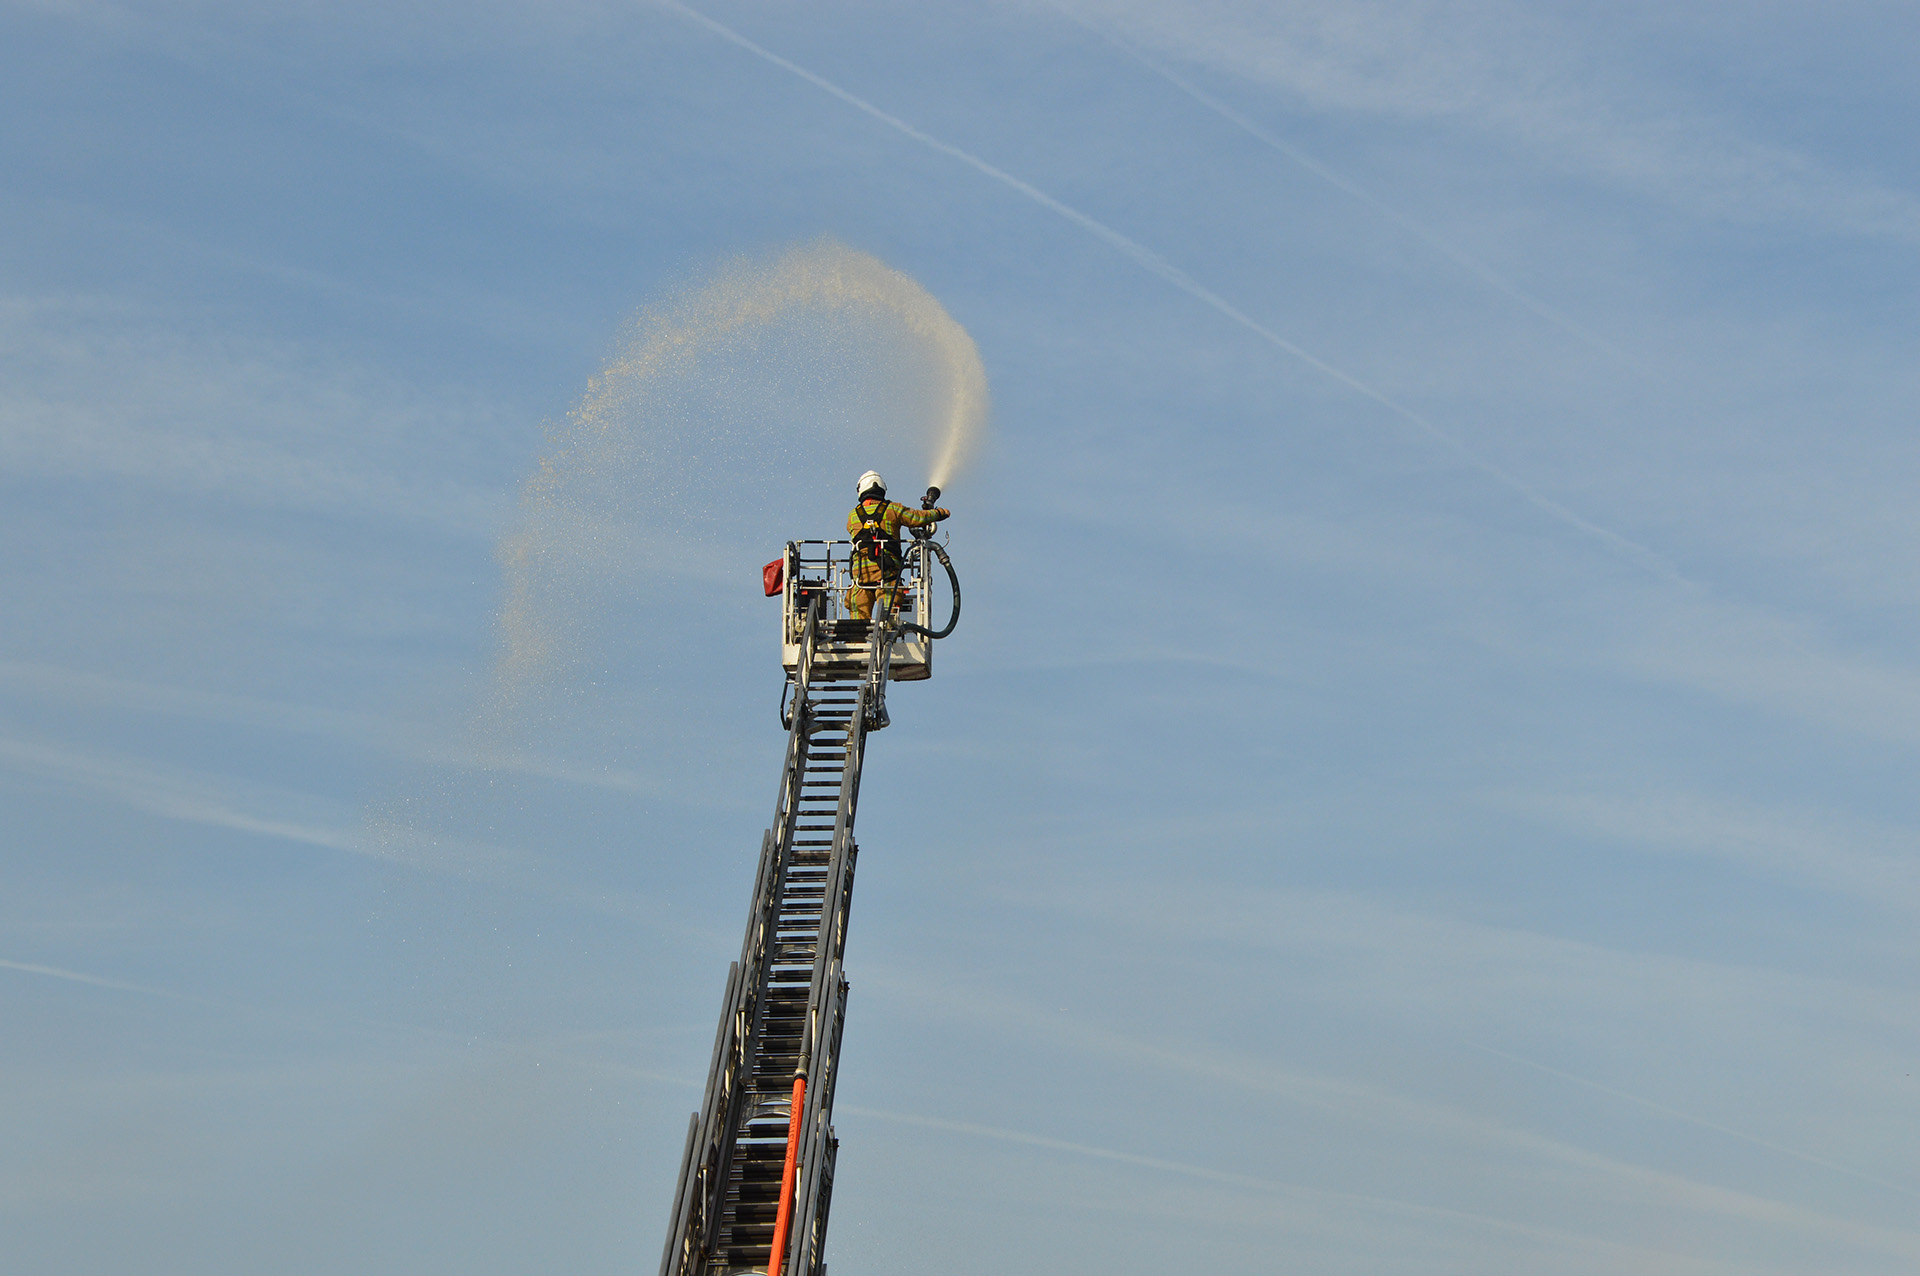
[921,485,942,510]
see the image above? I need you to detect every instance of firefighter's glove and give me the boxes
[932,507,951,521]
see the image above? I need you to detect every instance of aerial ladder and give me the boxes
[658,493,961,1276]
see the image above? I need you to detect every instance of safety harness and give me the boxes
[852,497,901,575]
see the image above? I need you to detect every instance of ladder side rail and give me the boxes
[801,1134,839,1276]
[787,1104,834,1276]
[788,963,847,1276]
[815,948,851,1121]
[657,1112,702,1276]
[731,825,779,979]
[794,844,856,1266]
[800,994,847,1276]
[661,953,742,1276]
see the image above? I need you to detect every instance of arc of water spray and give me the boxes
[668,1,1681,583]
[562,242,984,491]
[495,240,986,689]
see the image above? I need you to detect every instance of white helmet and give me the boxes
[856,470,887,499]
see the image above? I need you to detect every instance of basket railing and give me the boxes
[783,539,933,639]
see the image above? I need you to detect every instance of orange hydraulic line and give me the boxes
[765,1069,807,1276]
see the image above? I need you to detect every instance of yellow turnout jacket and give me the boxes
[847,498,942,576]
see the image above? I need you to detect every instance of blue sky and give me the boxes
[4,1,1919,1272]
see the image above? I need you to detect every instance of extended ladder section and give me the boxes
[659,602,894,1276]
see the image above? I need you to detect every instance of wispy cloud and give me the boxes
[0,658,680,800]
[0,728,511,880]
[988,874,1920,1035]
[1054,0,1920,244]
[0,658,373,739]
[1052,4,1630,360]
[1616,592,1920,748]
[840,1103,1759,1270]
[1468,1041,1920,1201]
[0,957,167,997]
[861,964,1920,1262]
[0,295,508,534]
[1482,787,1920,914]
[0,734,363,855]
[0,672,727,934]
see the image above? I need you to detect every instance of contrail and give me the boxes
[1057,9,1634,364]
[1469,1041,1920,1200]
[0,957,161,996]
[0,957,255,1015]
[0,735,363,855]
[666,2,1680,582]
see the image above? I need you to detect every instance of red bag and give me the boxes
[762,558,784,597]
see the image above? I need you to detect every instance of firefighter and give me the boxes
[845,470,949,622]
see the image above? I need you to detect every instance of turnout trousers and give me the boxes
[844,557,911,621]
